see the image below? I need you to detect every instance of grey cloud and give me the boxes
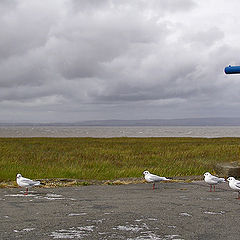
[0,0,240,122]
[0,1,59,60]
[148,0,196,12]
[70,0,109,11]
[71,0,196,14]
[49,11,167,80]
[184,27,225,46]
[0,0,18,13]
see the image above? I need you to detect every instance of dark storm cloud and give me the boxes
[0,0,240,122]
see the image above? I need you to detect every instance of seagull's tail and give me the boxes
[35,180,46,186]
[34,181,41,186]
[163,177,171,181]
[219,178,226,183]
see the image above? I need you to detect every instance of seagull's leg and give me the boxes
[213,185,215,192]
[209,185,212,192]
[153,183,155,190]
[25,188,28,195]
[238,192,240,200]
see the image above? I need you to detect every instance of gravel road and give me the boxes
[0,180,239,239]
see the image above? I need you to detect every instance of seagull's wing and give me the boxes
[21,177,40,186]
[149,174,169,182]
[209,175,219,181]
[234,180,240,188]
[210,175,225,183]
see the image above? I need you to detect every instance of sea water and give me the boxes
[0,126,240,138]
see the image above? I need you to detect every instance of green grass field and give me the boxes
[0,137,240,181]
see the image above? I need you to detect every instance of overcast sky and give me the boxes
[1,0,240,123]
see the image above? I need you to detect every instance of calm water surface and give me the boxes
[0,126,240,138]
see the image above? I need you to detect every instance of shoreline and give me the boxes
[0,175,203,188]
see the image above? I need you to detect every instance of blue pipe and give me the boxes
[224,65,240,74]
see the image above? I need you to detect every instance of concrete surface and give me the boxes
[0,181,240,240]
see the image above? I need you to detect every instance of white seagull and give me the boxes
[204,172,225,192]
[16,173,42,195]
[143,170,170,190]
[227,177,240,199]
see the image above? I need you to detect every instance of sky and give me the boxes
[1,0,240,123]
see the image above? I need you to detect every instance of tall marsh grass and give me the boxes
[0,137,239,181]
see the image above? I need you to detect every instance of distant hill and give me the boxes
[74,118,240,126]
[1,118,240,126]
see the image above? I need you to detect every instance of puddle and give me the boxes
[147,218,158,221]
[36,194,65,200]
[5,194,35,197]
[50,229,88,239]
[201,197,221,201]
[90,219,105,224]
[204,211,225,215]
[14,228,35,233]
[179,212,192,217]
[114,225,143,232]
[127,233,183,240]
[77,226,94,231]
[135,219,143,222]
[5,193,76,201]
[179,196,189,200]
[50,226,94,239]
[68,213,87,216]
[47,194,63,198]
[164,235,184,240]
[168,226,176,229]
[98,232,108,235]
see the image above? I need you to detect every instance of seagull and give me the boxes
[16,173,42,195]
[204,172,225,192]
[143,170,170,190]
[227,177,240,199]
